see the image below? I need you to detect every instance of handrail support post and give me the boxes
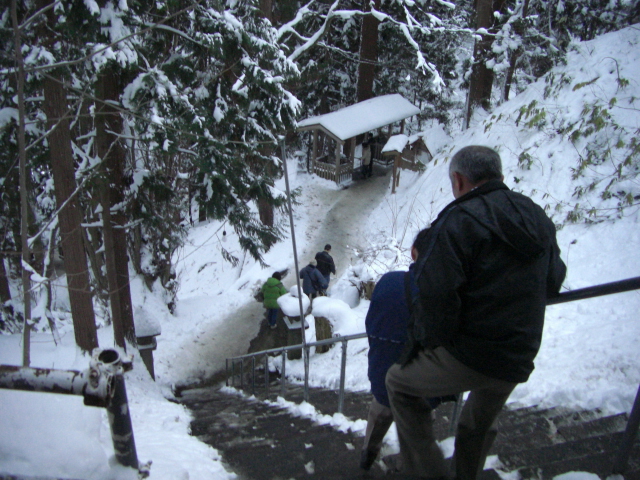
[338,339,348,413]
[281,349,287,398]
[612,382,640,474]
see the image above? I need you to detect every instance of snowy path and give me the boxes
[161,166,392,387]
[296,165,393,279]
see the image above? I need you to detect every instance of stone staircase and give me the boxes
[176,374,640,480]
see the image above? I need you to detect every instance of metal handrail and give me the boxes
[226,332,367,413]
[0,349,145,474]
[225,276,640,474]
[228,332,367,362]
[547,276,640,305]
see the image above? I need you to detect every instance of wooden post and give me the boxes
[392,153,400,194]
[349,137,356,179]
[312,130,318,173]
[349,137,356,164]
[400,119,405,134]
[335,140,341,184]
[314,316,333,353]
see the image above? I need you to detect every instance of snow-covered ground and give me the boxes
[2,25,640,480]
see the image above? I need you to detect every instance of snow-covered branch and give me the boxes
[287,1,341,62]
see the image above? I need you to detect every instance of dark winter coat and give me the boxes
[366,267,417,407]
[261,277,287,309]
[315,251,336,276]
[406,179,566,383]
[299,264,328,295]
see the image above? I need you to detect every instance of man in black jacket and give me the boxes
[315,244,336,291]
[386,146,566,480]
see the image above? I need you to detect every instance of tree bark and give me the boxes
[465,0,508,128]
[12,0,31,366]
[255,0,276,229]
[0,256,13,331]
[42,74,99,352]
[357,0,381,102]
[42,225,60,340]
[95,68,136,348]
[259,0,272,21]
[0,257,11,308]
[503,0,530,102]
[84,225,109,303]
[258,196,274,227]
[35,0,98,352]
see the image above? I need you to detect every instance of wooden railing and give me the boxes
[313,157,353,184]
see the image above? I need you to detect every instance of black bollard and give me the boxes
[107,372,139,469]
[96,349,139,470]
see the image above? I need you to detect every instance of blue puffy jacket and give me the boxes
[299,264,327,295]
[365,267,416,407]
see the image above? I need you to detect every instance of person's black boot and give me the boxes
[359,449,377,471]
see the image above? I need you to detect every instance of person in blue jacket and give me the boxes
[360,230,448,471]
[299,259,328,299]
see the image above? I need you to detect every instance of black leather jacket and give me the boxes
[315,250,336,276]
[406,180,566,383]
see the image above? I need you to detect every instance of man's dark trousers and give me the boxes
[386,347,516,480]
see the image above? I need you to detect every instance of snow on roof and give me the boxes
[297,94,421,142]
[408,133,423,144]
[382,133,429,154]
[382,134,410,154]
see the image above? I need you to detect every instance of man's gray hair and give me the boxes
[449,146,502,184]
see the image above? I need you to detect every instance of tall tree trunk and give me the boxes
[465,0,508,128]
[0,256,13,331]
[258,197,274,227]
[95,68,136,348]
[198,171,208,223]
[42,225,60,341]
[12,0,31,366]
[0,256,11,307]
[36,0,98,352]
[357,0,381,102]
[42,72,99,352]
[503,0,530,102]
[256,0,276,228]
[84,225,109,303]
[259,0,272,21]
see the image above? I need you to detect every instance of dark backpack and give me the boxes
[398,207,456,365]
[402,258,459,406]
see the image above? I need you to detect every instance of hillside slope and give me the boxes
[360,25,640,415]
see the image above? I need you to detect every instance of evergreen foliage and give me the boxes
[486,49,640,224]
[1,0,638,338]
[488,0,639,104]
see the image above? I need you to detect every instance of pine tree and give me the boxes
[36,0,98,352]
[123,1,300,266]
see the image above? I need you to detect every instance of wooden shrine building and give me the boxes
[382,133,433,194]
[297,94,420,184]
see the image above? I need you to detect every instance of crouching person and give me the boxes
[261,272,287,329]
[300,259,327,299]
